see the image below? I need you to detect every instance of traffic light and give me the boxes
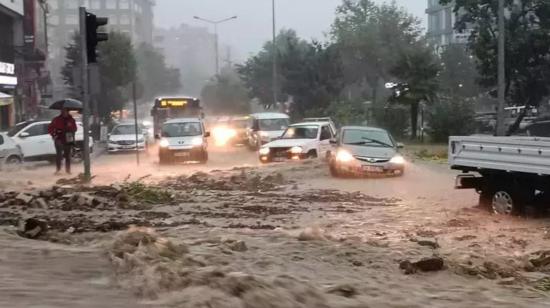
[85,12,108,63]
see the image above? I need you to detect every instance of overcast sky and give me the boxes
[154,0,427,60]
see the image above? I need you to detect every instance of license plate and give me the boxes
[174,152,190,157]
[273,157,286,162]
[363,166,383,173]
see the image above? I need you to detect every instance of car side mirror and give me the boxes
[330,138,337,144]
[205,132,211,138]
[397,142,404,149]
[19,132,30,138]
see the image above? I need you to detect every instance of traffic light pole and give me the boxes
[79,7,92,181]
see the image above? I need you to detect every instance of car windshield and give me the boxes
[7,122,31,137]
[342,129,394,148]
[259,118,289,131]
[281,125,319,139]
[162,122,202,137]
[112,125,142,135]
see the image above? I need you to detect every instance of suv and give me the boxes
[247,113,290,150]
[158,118,210,164]
[0,133,23,166]
[7,120,93,162]
[258,121,336,163]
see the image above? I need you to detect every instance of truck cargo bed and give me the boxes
[449,136,550,175]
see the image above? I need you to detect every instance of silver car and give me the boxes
[328,126,405,177]
[0,132,23,166]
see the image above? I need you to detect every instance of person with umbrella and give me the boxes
[48,99,81,174]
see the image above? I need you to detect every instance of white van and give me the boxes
[158,118,210,164]
[247,112,290,150]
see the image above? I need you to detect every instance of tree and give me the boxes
[389,45,440,139]
[201,67,249,115]
[61,31,137,119]
[441,0,550,135]
[438,44,480,99]
[135,43,181,102]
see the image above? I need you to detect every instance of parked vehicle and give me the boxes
[258,121,335,163]
[0,132,23,166]
[7,120,93,162]
[450,136,550,215]
[328,126,405,177]
[158,118,210,164]
[107,123,146,153]
[247,113,290,150]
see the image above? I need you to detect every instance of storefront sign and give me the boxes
[0,62,15,75]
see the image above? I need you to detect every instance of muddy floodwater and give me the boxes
[1,148,550,307]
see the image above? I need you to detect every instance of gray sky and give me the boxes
[154,0,427,60]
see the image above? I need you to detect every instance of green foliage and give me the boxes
[320,100,369,127]
[201,67,250,115]
[372,105,409,139]
[122,181,173,204]
[428,98,476,143]
[135,43,181,101]
[61,31,137,118]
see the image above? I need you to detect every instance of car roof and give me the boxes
[164,117,202,124]
[250,112,289,120]
[341,126,388,132]
[290,122,328,127]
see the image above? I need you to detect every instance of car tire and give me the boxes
[307,150,318,159]
[491,186,525,215]
[5,155,22,165]
[199,150,208,164]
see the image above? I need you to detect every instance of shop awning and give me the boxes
[0,92,13,106]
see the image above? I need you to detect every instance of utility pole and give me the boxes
[79,7,91,180]
[272,0,278,108]
[496,0,506,136]
[132,81,140,166]
[193,15,237,75]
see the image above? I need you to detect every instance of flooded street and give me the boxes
[1,147,550,307]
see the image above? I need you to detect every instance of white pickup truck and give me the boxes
[449,136,550,215]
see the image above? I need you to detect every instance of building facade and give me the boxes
[426,0,471,50]
[47,0,155,97]
[0,0,23,129]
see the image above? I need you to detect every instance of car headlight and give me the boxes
[390,155,405,164]
[191,137,203,146]
[336,149,354,162]
[290,146,303,154]
[159,138,170,148]
[259,147,270,155]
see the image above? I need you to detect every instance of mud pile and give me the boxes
[163,170,289,192]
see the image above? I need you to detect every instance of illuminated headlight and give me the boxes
[336,150,354,162]
[259,147,270,155]
[191,137,203,146]
[290,146,303,154]
[159,138,170,148]
[390,155,405,164]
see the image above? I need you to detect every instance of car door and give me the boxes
[0,135,6,159]
[319,125,333,158]
[16,123,54,158]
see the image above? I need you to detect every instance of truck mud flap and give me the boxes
[455,174,483,190]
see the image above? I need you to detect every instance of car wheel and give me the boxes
[199,151,208,164]
[5,155,22,165]
[307,150,318,159]
[491,188,523,215]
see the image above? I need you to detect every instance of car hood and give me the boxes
[265,138,317,148]
[341,144,397,159]
[109,134,143,141]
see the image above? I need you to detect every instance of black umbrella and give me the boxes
[49,98,83,110]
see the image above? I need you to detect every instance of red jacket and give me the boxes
[48,115,77,144]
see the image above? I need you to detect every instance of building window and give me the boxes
[49,15,59,25]
[106,0,117,9]
[119,0,129,9]
[90,0,101,9]
[120,14,130,25]
[65,14,78,25]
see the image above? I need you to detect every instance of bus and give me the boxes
[150,96,203,138]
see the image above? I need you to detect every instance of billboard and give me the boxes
[0,0,23,15]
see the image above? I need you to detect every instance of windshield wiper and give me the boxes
[360,137,393,148]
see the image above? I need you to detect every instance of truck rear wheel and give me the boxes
[491,186,526,215]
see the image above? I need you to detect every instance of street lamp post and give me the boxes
[272,0,278,108]
[193,15,237,75]
[496,0,506,136]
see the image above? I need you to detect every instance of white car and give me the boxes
[107,123,146,153]
[0,132,23,166]
[247,112,290,150]
[7,120,93,162]
[158,118,210,164]
[259,121,336,163]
